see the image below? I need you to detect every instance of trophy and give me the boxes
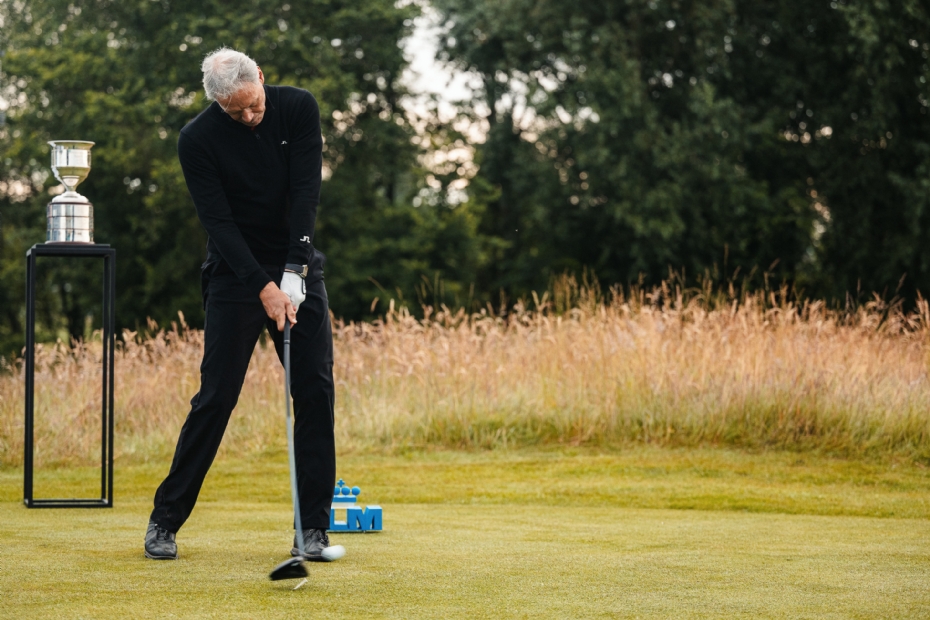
[47,140,95,243]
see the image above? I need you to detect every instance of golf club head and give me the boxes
[269,556,308,581]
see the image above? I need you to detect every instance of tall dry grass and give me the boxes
[2,276,930,467]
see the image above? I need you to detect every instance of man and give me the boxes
[144,48,337,562]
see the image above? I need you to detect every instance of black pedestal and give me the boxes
[24,243,115,508]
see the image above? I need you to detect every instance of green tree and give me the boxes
[432,0,930,301]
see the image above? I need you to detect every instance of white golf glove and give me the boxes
[280,272,306,310]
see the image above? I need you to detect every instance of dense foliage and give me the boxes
[2,0,930,358]
[433,0,930,299]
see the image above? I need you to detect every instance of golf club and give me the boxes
[269,320,308,581]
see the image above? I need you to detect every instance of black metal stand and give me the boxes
[24,243,115,508]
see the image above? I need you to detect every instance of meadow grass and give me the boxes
[1,447,929,618]
[3,279,929,617]
[2,276,929,467]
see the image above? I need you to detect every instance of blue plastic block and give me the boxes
[328,480,382,532]
[356,506,382,531]
[346,506,363,531]
[329,508,351,531]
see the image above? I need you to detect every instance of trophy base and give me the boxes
[47,196,94,244]
[46,234,94,244]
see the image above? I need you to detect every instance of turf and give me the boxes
[1,447,929,618]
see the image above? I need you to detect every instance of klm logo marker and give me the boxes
[329,479,383,532]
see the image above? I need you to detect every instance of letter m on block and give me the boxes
[353,505,382,531]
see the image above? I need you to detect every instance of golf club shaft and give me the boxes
[284,321,306,556]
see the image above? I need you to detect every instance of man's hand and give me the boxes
[259,281,296,331]
[280,272,307,310]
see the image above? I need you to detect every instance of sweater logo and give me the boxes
[300,236,311,243]
[281,140,288,145]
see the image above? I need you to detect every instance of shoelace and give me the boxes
[156,527,171,541]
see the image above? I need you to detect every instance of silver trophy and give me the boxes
[47,140,95,243]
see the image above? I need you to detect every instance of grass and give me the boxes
[3,278,930,613]
[2,446,930,618]
[3,276,930,467]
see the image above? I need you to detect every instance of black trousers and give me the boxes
[150,262,335,532]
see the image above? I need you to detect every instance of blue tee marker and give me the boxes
[329,479,383,532]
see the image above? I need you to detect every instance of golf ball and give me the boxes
[321,545,346,562]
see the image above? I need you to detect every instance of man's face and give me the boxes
[217,68,266,127]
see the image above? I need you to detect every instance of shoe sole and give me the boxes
[290,548,334,561]
[144,550,178,560]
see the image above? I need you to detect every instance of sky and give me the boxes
[400,7,477,122]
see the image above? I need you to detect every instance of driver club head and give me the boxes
[269,556,308,581]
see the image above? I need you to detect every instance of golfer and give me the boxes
[144,48,337,561]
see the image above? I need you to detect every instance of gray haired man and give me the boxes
[144,48,338,562]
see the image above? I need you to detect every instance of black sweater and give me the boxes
[177,85,323,296]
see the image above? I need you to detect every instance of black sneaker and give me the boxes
[144,520,178,560]
[291,528,333,561]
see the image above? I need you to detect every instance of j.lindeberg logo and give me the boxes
[300,236,311,243]
[281,140,288,145]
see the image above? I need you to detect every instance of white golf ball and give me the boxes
[321,545,346,562]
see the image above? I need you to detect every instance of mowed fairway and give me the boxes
[1,447,929,618]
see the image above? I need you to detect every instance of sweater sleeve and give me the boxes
[177,131,273,296]
[285,91,323,266]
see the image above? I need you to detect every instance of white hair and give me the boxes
[201,48,260,101]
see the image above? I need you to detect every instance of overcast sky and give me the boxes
[400,7,477,121]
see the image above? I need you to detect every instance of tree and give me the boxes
[432,0,930,301]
